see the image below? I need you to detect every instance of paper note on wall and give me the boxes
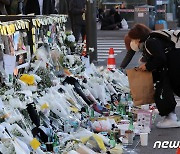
[3,54,16,75]
[138,13,144,17]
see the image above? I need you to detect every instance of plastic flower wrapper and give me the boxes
[61,84,87,108]
[49,49,61,70]
[2,108,22,124]
[75,43,84,54]
[102,69,130,93]
[0,83,13,96]
[80,134,106,153]
[0,123,43,154]
[37,88,71,119]
[35,67,53,91]
[34,46,49,68]
[62,55,85,74]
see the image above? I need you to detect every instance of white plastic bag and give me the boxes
[121,18,128,30]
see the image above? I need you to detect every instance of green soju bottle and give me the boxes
[90,108,94,118]
[85,106,89,115]
[109,131,116,148]
[128,117,134,131]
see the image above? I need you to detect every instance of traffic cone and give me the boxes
[81,35,87,56]
[177,147,180,154]
[107,48,116,70]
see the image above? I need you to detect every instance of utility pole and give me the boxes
[86,0,97,64]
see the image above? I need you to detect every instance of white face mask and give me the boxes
[130,40,140,52]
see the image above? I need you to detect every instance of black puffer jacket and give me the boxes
[144,36,180,96]
[101,15,117,30]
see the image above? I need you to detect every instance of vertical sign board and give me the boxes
[134,7,150,27]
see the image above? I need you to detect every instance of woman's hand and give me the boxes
[138,63,147,71]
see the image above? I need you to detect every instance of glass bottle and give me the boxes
[109,131,116,148]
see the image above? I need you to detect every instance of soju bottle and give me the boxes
[85,106,89,115]
[128,93,132,101]
[53,134,59,153]
[128,117,134,131]
[109,131,116,148]
[90,108,94,118]
[110,103,114,111]
[118,103,126,116]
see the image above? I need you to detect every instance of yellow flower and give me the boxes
[20,74,35,85]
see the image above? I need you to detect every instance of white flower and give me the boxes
[1,95,6,101]
[67,34,75,42]
[61,46,68,55]
[6,95,13,100]
[31,74,42,82]
[59,36,64,44]
[89,47,94,52]
[64,55,75,67]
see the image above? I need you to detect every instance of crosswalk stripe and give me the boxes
[98,48,125,50]
[97,39,125,61]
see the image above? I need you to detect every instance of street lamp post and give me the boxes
[86,0,97,64]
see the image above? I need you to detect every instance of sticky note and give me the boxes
[33,45,36,53]
[9,24,15,34]
[21,22,25,29]
[32,28,35,34]
[47,31,51,37]
[6,25,11,35]
[32,19,37,27]
[36,19,41,27]
[2,26,7,35]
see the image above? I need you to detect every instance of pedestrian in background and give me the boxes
[101,8,119,30]
[69,0,86,42]
[54,0,68,14]
[114,7,122,28]
[120,24,180,128]
[25,0,53,15]
[0,0,11,15]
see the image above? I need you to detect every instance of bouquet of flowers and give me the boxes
[64,31,76,49]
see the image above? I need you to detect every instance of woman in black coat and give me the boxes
[25,0,53,15]
[121,24,180,128]
[0,0,10,14]
[101,8,119,30]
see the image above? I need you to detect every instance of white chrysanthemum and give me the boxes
[67,34,75,42]
[61,46,68,55]
[89,47,94,52]
[59,36,64,44]
[65,55,75,67]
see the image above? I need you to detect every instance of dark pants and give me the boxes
[153,48,180,116]
[167,48,180,97]
[73,24,86,42]
[154,73,177,116]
